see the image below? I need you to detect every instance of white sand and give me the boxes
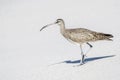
[0,0,120,80]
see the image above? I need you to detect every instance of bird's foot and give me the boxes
[73,62,85,67]
[80,61,85,65]
[73,64,84,67]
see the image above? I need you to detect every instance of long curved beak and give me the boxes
[40,22,57,31]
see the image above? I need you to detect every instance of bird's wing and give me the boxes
[66,28,113,42]
[66,28,97,42]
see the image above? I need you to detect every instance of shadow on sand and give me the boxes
[64,55,115,64]
[49,55,115,66]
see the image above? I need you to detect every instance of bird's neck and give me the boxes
[59,23,65,34]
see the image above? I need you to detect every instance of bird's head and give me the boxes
[56,19,64,25]
[40,19,64,31]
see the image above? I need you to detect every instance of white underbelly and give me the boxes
[67,39,80,46]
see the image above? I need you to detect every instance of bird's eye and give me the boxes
[56,21,59,23]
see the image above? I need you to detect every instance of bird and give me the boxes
[40,19,113,65]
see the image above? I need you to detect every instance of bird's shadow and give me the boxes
[49,55,115,66]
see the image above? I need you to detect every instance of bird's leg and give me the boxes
[84,42,93,56]
[87,42,93,48]
[80,45,85,65]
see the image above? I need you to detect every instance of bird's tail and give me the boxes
[101,33,113,41]
[103,33,113,38]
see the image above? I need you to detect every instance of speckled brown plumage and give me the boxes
[40,19,113,65]
[62,28,113,44]
[56,19,113,45]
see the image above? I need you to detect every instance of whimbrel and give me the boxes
[40,19,113,65]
